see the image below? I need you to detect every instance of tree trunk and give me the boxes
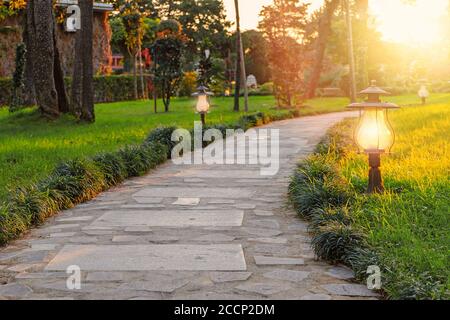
[26,0,59,119]
[305,0,340,99]
[138,45,146,99]
[22,13,36,106]
[233,0,241,112]
[53,14,69,114]
[80,0,95,122]
[133,53,138,99]
[344,0,357,102]
[71,28,83,118]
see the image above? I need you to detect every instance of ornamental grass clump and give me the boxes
[289,154,351,218]
[93,152,128,187]
[311,221,365,263]
[145,126,178,158]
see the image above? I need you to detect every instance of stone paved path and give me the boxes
[0,112,379,300]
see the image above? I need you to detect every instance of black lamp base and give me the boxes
[368,153,384,194]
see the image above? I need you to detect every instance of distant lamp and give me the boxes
[418,80,429,105]
[192,85,213,125]
[348,80,400,194]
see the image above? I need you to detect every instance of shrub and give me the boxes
[311,221,365,263]
[309,206,352,233]
[118,145,149,177]
[44,159,106,204]
[0,204,28,246]
[289,155,351,217]
[8,185,57,225]
[145,126,178,158]
[93,152,128,187]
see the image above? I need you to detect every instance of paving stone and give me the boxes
[86,272,125,282]
[7,263,42,273]
[33,281,98,292]
[147,236,180,244]
[112,236,143,243]
[247,238,288,244]
[183,178,205,183]
[57,216,94,222]
[253,244,289,255]
[121,204,165,209]
[287,223,308,232]
[210,272,252,283]
[48,224,80,230]
[234,204,257,210]
[242,228,282,237]
[0,251,21,262]
[132,197,164,204]
[49,232,77,238]
[192,234,236,242]
[300,294,332,300]
[0,283,32,298]
[119,278,189,293]
[172,198,200,206]
[207,200,235,205]
[46,245,247,271]
[92,210,244,228]
[254,210,274,216]
[16,251,50,263]
[69,236,99,244]
[15,272,67,279]
[134,187,254,199]
[29,244,58,251]
[235,283,289,296]
[254,256,304,266]
[263,269,310,283]
[124,226,153,233]
[248,220,280,230]
[321,284,379,297]
[325,266,355,280]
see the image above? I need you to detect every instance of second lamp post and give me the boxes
[193,85,213,125]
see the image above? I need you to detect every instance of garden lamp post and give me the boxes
[418,80,429,105]
[192,85,213,126]
[348,80,400,194]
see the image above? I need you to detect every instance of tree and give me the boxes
[151,19,184,112]
[80,0,94,122]
[241,30,271,85]
[259,0,309,108]
[155,0,231,63]
[25,0,68,119]
[305,0,340,99]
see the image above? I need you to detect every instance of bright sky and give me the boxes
[223,0,449,45]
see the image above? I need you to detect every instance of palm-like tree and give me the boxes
[233,0,249,112]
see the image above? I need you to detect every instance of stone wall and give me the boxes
[0,11,112,78]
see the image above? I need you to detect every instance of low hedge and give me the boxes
[0,75,148,107]
[0,109,300,246]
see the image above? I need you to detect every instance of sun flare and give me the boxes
[370,0,448,46]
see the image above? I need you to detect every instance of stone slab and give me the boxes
[321,284,379,297]
[133,187,254,199]
[254,256,305,266]
[0,283,32,298]
[46,245,247,271]
[210,272,252,283]
[57,216,94,222]
[247,238,288,244]
[172,198,200,206]
[263,269,310,283]
[132,197,164,204]
[92,210,244,228]
[192,234,236,242]
[176,170,266,179]
[235,283,289,296]
[325,266,355,280]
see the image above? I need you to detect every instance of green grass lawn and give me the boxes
[290,93,450,299]
[0,93,445,204]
